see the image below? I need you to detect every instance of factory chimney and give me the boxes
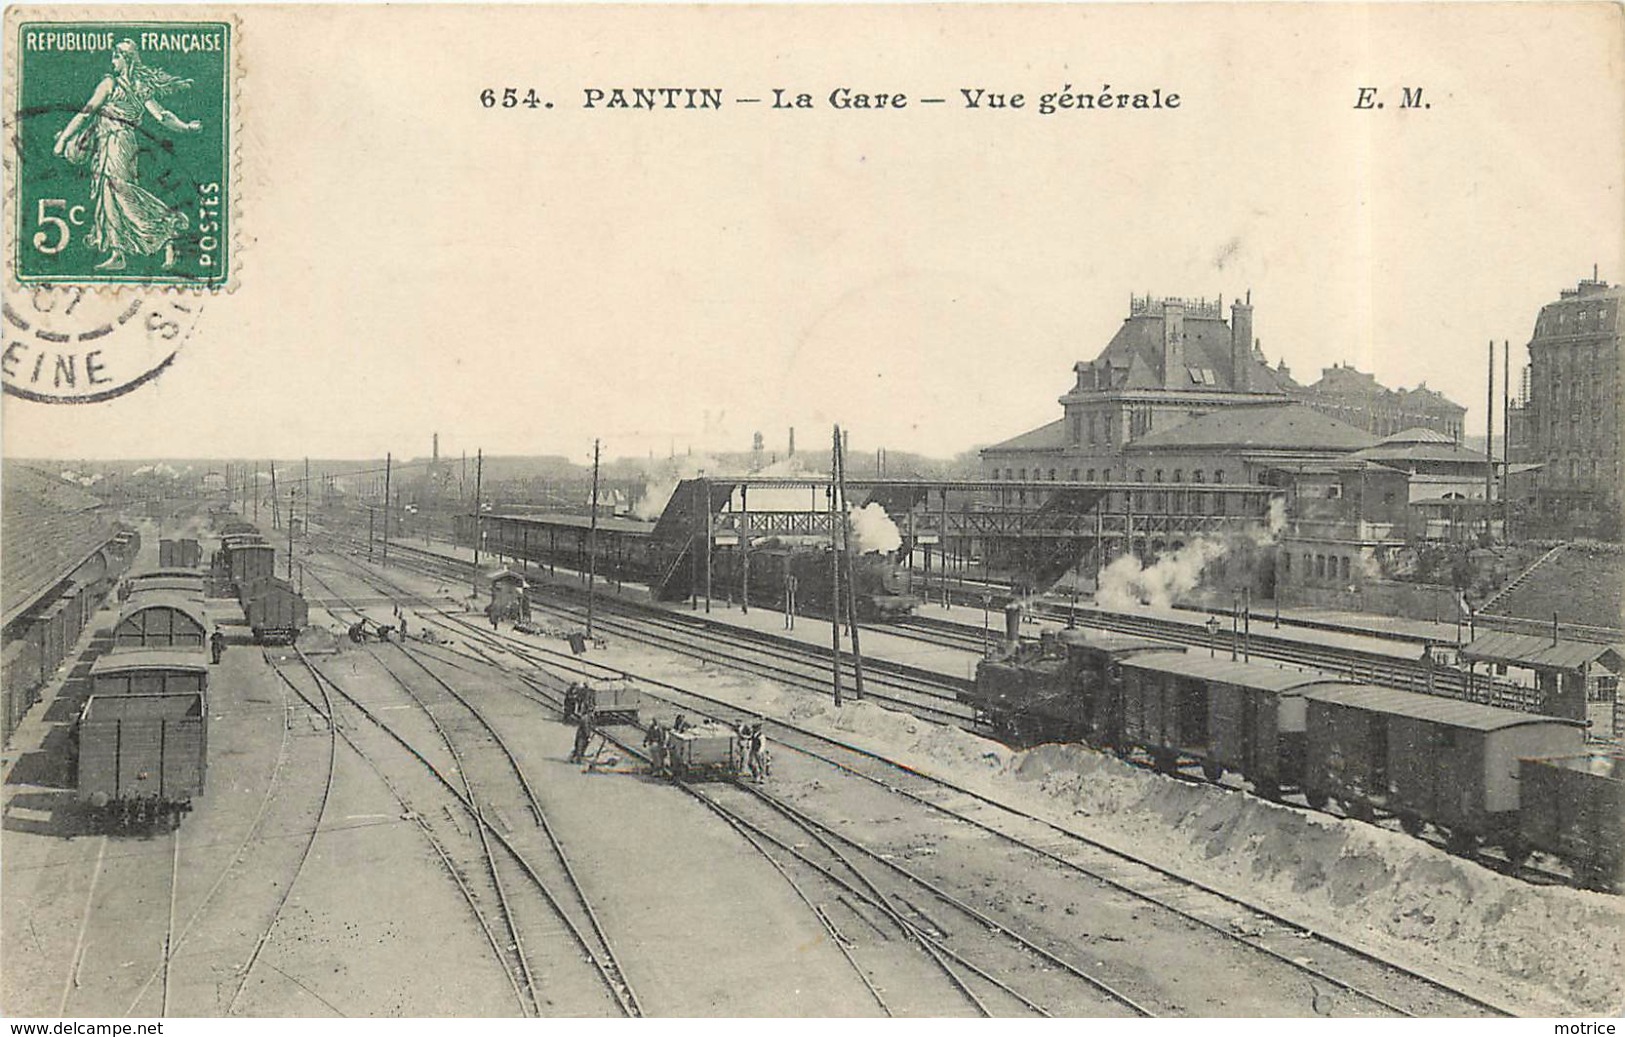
[1230,292,1254,392]
[788,427,796,458]
[433,432,439,463]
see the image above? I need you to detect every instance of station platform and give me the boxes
[361,534,985,683]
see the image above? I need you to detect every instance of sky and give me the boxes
[4,3,1621,465]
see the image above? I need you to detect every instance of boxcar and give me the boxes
[125,570,207,602]
[1518,751,1623,887]
[75,692,206,831]
[88,649,209,700]
[663,724,744,779]
[112,594,210,649]
[239,576,308,644]
[1120,653,1355,795]
[158,538,203,569]
[227,541,277,588]
[1303,684,1585,849]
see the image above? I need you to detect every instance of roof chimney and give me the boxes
[1161,299,1186,388]
[1230,295,1254,392]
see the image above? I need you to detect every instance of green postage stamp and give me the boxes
[11,20,233,287]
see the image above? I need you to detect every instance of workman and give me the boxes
[569,711,595,764]
[643,719,669,775]
[673,714,691,733]
[399,616,409,641]
[748,724,769,783]
[349,622,367,644]
[209,629,226,664]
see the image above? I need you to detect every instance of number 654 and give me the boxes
[32,198,86,255]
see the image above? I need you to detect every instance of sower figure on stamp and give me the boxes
[51,40,202,271]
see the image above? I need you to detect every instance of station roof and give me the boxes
[91,648,209,674]
[1460,632,1625,674]
[481,511,658,537]
[2,463,114,627]
[1125,403,1378,453]
[1303,683,1585,732]
[1123,651,1355,693]
[982,419,1067,455]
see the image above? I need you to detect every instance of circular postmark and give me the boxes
[2,284,201,403]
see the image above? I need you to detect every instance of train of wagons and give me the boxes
[966,628,1623,889]
[74,521,309,831]
[463,512,924,623]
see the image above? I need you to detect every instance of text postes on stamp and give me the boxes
[12,21,232,287]
[3,284,202,403]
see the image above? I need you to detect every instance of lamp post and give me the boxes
[981,593,992,656]
[1206,616,1220,658]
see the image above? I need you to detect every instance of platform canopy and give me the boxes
[1461,632,1625,675]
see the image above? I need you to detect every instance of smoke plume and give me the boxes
[847,502,901,555]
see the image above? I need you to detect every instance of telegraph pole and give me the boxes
[253,462,259,523]
[1502,339,1512,542]
[1485,341,1495,542]
[383,452,392,565]
[269,465,280,530]
[472,448,483,572]
[830,427,844,707]
[303,457,310,533]
[587,439,600,640]
[836,425,865,700]
[287,489,296,580]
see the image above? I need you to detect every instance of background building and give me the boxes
[1521,274,1623,540]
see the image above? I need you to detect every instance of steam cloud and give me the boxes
[1096,539,1229,610]
[846,501,901,555]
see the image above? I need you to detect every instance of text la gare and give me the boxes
[777,88,908,109]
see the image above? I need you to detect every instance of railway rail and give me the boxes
[310,538,1518,1017]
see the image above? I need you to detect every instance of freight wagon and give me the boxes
[112,594,210,649]
[239,576,308,644]
[158,538,203,569]
[74,692,206,831]
[1518,750,1624,888]
[89,649,209,700]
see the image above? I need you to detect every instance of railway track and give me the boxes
[295,564,643,1016]
[313,540,1519,1017]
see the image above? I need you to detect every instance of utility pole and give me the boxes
[368,506,375,562]
[837,425,865,700]
[304,457,310,533]
[1485,341,1495,542]
[252,462,259,523]
[587,439,600,640]
[383,452,392,565]
[472,449,483,576]
[287,489,296,580]
[830,427,844,707]
[269,465,280,530]
[1502,339,1512,543]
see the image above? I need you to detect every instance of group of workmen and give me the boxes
[346,605,412,645]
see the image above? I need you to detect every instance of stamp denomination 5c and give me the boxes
[11,20,233,287]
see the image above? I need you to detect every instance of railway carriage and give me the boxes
[239,576,308,644]
[158,537,203,569]
[122,569,207,602]
[684,542,922,622]
[89,648,210,701]
[75,691,206,831]
[112,594,211,650]
[1301,684,1586,851]
[1517,750,1624,889]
